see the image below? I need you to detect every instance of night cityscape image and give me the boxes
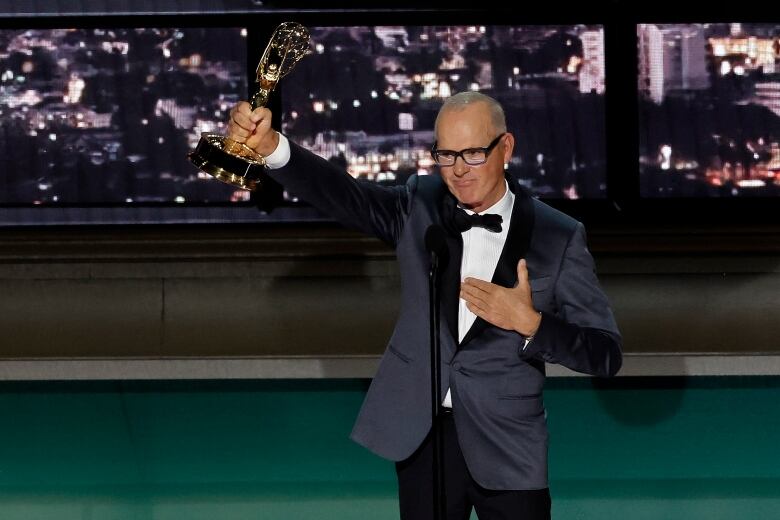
[281,25,608,199]
[638,23,780,197]
[0,27,248,205]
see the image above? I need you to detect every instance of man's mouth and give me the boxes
[453,179,474,188]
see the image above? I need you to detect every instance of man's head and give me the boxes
[433,92,514,213]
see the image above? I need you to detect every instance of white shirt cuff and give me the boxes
[263,132,291,169]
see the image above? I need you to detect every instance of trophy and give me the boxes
[188,22,310,191]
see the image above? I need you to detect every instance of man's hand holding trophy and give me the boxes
[188,22,310,191]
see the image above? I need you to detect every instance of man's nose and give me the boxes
[452,155,469,176]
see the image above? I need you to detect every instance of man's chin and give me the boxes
[454,192,482,208]
[448,185,485,210]
[452,191,478,208]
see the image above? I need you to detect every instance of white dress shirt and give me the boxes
[443,181,514,408]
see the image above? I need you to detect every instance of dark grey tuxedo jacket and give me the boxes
[268,142,622,491]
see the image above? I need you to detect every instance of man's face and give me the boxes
[435,103,514,213]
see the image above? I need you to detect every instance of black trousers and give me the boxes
[395,411,551,520]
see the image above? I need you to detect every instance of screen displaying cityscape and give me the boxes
[638,23,780,197]
[7,21,775,224]
[0,27,249,205]
[280,25,608,199]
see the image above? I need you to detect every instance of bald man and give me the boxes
[228,91,622,520]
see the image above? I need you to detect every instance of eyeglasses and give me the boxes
[430,133,506,166]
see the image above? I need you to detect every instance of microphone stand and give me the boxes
[428,245,446,520]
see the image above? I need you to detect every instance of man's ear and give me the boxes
[502,133,515,165]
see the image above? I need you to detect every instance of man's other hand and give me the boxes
[460,259,541,337]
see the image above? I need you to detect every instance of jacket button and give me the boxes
[452,362,461,371]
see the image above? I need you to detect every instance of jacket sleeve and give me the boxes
[521,222,623,377]
[266,141,413,247]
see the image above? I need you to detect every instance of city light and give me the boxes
[567,56,581,74]
[398,113,414,131]
[737,179,766,188]
[64,75,85,104]
[660,145,672,170]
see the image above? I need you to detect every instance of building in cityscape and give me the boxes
[638,24,709,104]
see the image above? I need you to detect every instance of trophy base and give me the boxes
[188,133,267,191]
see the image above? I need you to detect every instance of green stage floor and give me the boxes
[1,377,778,519]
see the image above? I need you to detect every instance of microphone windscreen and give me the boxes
[424,224,448,258]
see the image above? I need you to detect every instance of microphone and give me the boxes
[424,223,448,520]
[424,224,448,272]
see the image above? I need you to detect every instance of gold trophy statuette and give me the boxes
[188,22,310,191]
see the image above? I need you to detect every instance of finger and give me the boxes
[230,110,258,134]
[460,291,485,309]
[245,123,274,151]
[250,106,272,124]
[462,277,496,293]
[460,283,490,304]
[227,120,254,141]
[465,301,488,318]
[516,259,529,288]
[252,109,273,136]
[229,101,254,122]
[230,101,253,116]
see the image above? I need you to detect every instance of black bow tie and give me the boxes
[452,207,503,233]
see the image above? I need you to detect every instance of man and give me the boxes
[228,92,622,519]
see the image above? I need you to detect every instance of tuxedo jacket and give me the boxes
[268,142,622,491]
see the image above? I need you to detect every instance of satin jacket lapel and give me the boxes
[460,182,535,347]
[438,193,464,346]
